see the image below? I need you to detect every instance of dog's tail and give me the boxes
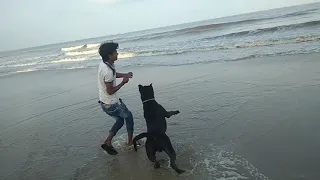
[133,132,149,151]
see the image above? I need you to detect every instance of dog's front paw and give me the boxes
[174,110,180,115]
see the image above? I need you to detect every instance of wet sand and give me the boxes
[1,53,320,180]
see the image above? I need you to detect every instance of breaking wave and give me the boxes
[203,20,320,41]
[51,57,89,63]
[119,35,320,58]
[65,49,98,56]
[60,35,319,60]
[64,49,137,59]
[61,43,100,52]
[3,35,319,71]
[212,36,320,50]
[120,18,320,42]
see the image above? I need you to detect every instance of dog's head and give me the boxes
[138,83,154,102]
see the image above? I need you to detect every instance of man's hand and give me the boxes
[122,76,130,84]
[126,72,133,78]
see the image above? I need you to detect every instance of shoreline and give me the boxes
[1,51,320,79]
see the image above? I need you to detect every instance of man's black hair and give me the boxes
[99,42,119,62]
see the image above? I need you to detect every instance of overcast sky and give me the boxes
[0,0,319,51]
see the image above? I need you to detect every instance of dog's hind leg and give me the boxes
[162,136,185,174]
[146,140,160,169]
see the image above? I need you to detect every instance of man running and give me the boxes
[97,42,134,155]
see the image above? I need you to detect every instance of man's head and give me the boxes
[99,42,119,62]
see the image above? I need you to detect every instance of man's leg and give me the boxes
[101,116,124,155]
[118,100,134,146]
[104,116,124,146]
[125,113,134,146]
[104,132,114,146]
[100,103,124,155]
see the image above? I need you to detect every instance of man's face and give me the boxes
[109,50,118,62]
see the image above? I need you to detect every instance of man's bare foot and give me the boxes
[127,138,133,146]
[128,136,133,146]
[104,140,112,146]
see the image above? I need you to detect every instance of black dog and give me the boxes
[133,84,185,174]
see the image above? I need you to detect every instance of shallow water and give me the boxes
[1,53,320,180]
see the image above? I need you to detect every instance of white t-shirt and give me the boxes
[98,61,119,104]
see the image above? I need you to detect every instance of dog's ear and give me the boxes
[149,83,152,87]
[138,84,143,91]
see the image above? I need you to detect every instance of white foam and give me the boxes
[15,68,39,73]
[61,45,84,52]
[86,43,100,48]
[118,53,136,59]
[65,49,137,59]
[112,133,146,152]
[200,148,269,180]
[11,62,41,67]
[63,66,86,70]
[65,49,98,56]
[50,57,88,63]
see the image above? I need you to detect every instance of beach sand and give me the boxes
[1,53,320,180]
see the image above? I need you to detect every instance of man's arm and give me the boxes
[116,72,133,78]
[116,73,127,78]
[105,77,129,95]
